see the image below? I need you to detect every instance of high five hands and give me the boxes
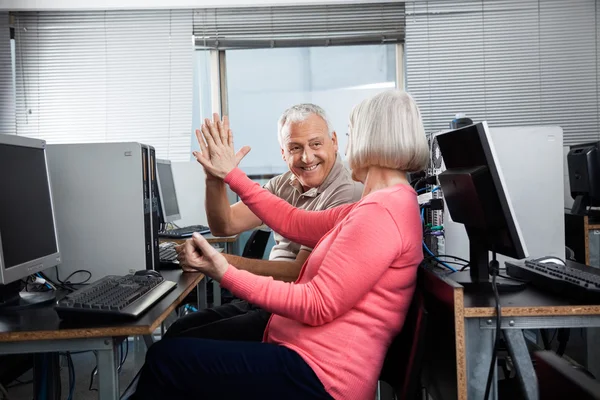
[193,113,251,180]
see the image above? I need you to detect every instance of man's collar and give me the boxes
[288,154,344,197]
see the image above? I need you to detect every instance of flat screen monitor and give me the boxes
[0,133,61,307]
[436,121,528,292]
[156,159,181,223]
[567,141,600,215]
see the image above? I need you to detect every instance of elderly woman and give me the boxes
[133,90,429,400]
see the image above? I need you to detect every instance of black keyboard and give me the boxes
[506,258,600,303]
[159,241,178,262]
[158,224,210,239]
[55,274,177,320]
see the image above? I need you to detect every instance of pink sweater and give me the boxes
[221,168,423,400]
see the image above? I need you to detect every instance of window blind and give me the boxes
[406,0,599,145]
[0,12,14,135]
[193,2,405,49]
[13,10,193,161]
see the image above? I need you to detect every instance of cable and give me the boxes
[484,253,501,400]
[61,270,92,285]
[417,185,440,194]
[420,205,457,272]
[423,242,457,272]
[65,352,75,400]
[556,328,571,356]
[89,351,98,392]
[6,378,33,389]
[39,272,75,292]
[430,254,470,264]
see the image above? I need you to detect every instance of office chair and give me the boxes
[241,229,271,259]
[535,351,600,399]
[378,288,428,400]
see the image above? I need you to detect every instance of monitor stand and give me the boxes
[0,281,56,312]
[452,239,527,293]
[451,271,526,293]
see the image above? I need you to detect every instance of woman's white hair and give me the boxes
[277,103,334,147]
[347,90,429,174]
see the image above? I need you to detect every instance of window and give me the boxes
[224,44,397,174]
[190,50,214,157]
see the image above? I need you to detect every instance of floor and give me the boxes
[5,336,147,400]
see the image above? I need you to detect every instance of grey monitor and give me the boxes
[0,134,61,306]
[156,159,181,223]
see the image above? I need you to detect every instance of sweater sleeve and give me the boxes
[220,202,402,326]
[225,168,353,249]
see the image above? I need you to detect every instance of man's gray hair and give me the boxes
[277,103,334,147]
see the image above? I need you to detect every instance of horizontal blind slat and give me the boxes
[405,0,599,145]
[193,2,404,49]
[13,10,193,162]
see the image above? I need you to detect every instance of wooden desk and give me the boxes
[0,270,204,400]
[422,268,600,400]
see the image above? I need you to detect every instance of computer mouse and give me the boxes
[134,269,162,278]
[537,256,566,266]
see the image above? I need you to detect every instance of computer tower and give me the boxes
[46,142,159,281]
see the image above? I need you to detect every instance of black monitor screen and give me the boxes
[157,162,180,219]
[0,143,58,268]
[436,123,526,259]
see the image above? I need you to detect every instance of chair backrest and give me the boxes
[241,229,271,259]
[379,288,428,400]
[535,351,600,400]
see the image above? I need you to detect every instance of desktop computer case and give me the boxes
[46,142,159,280]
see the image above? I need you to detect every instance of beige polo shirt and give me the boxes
[263,155,363,261]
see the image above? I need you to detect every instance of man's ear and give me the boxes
[281,147,286,162]
[331,131,339,150]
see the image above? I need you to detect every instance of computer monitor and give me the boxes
[436,121,528,292]
[0,134,61,308]
[567,141,600,215]
[156,159,181,223]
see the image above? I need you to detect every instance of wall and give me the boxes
[0,0,396,11]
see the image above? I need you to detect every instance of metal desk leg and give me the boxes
[212,279,221,307]
[466,318,497,400]
[586,327,600,379]
[503,329,538,400]
[97,339,120,400]
[197,277,207,310]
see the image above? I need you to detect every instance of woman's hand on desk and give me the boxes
[177,233,229,282]
[193,113,251,180]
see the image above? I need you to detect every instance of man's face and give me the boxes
[281,114,338,190]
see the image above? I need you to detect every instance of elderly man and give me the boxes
[166,104,362,341]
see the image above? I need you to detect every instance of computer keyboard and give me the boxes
[506,258,600,303]
[159,241,178,263]
[158,224,211,239]
[55,274,177,320]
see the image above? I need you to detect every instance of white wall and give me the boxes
[0,0,397,11]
